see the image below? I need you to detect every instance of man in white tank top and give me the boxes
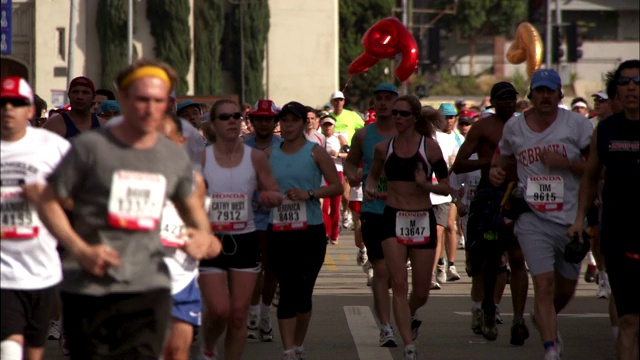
[1,77,71,360]
[490,69,592,360]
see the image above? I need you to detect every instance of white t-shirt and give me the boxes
[1,128,71,290]
[449,153,481,208]
[430,131,462,205]
[325,134,344,172]
[498,109,592,225]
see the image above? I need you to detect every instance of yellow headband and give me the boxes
[119,66,171,89]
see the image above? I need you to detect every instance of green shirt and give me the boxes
[333,109,364,145]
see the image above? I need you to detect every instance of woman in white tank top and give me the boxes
[320,116,348,244]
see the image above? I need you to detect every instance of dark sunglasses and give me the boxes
[217,112,243,121]
[594,97,608,104]
[0,98,31,107]
[618,76,640,86]
[391,109,413,117]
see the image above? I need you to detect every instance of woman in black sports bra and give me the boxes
[364,95,450,359]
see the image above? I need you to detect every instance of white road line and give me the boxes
[344,306,393,360]
[453,311,609,318]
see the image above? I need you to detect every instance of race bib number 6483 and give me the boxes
[108,170,167,231]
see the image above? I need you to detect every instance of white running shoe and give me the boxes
[295,348,307,360]
[447,265,461,281]
[544,348,561,360]
[272,285,280,307]
[457,235,465,249]
[282,351,298,360]
[403,345,418,360]
[379,326,398,347]
[247,311,259,339]
[596,278,611,299]
[430,280,441,290]
[48,320,61,340]
[436,264,447,284]
[366,268,374,287]
[342,212,354,230]
[356,248,368,266]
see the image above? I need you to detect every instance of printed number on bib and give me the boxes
[526,176,564,211]
[272,199,307,231]
[107,170,167,231]
[395,211,430,245]
[0,179,39,240]
[376,176,388,199]
[210,193,249,231]
[160,201,187,247]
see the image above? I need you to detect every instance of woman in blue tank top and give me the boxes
[365,95,451,359]
[265,101,343,360]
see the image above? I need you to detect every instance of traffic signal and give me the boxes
[551,25,564,64]
[566,22,583,62]
[428,25,443,69]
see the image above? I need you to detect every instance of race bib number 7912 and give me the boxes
[108,170,167,231]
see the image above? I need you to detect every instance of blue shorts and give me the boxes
[171,278,202,327]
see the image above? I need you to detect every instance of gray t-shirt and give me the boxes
[48,129,194,295]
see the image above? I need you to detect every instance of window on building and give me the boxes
[57,27,66,61]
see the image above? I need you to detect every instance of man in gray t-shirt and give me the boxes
[37,59,221,359]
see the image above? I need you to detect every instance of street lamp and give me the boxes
[229,0,254,105]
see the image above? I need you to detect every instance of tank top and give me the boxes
[362,124,391,214]
[203,144,257,234]
[325,134,344,171]
[61,112,101,139]
[384,136,431,182]
[269,141,323,225]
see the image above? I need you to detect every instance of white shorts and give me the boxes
[514,212,580,280]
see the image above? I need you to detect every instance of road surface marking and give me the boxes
[344,306,393,360]
[454,311,609,318]
[324,253,338,271]
[338,254,349,261]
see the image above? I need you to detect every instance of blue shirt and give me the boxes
[362,124,391,215]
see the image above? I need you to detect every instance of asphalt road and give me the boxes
[45,231,616,360]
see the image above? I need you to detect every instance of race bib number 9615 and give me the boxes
[395,211,430,245]
[108,170,167,231]
[526,176,564,211]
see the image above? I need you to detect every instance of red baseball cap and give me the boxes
[68,76,95,94]
[458,109,478,119]
[249,99,278,117]
[1,76,34,104]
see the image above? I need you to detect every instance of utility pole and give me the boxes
[545,0,552,68]
[127,0,133,64]
[66,0,77,102]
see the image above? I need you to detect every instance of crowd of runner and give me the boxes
[1,58,638,360]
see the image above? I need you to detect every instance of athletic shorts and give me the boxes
[348,201,361,214]
[1,285,58,347]
[61,289,171,359]
[604,251,640,316]
[380,206,437,249]
[200,232,261,273]
[360,212,386,261]
[172,278,202,327]
[514,212,580,280]
[432,203,450,227]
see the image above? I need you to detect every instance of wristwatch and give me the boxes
[308,190,316,200]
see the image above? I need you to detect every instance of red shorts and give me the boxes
[348,201,361,213]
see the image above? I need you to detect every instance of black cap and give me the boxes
[458,117,473,125]
[490,82,518,100]
[276,101,306,120]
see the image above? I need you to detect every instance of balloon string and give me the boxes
[342,76,353,93]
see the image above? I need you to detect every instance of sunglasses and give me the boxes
[594,97,608,104]
[0,98,31,107]
[391,109,413,117]
[217,112,243,121]
[618,76,640,86]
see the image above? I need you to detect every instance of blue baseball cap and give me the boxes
[373,82,399,95]
[177,100,201,114]
[531,69,562,90]
[97,100,120,115]
[438,103,457,116]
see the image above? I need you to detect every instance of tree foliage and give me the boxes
[96,0,129,90]
[147,0,192,95]
[230,0,270,104]
[339,0,396,110]
[194,0,224,95]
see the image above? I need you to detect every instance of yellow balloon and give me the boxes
[506,22,544,80]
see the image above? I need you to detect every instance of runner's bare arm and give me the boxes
[568,128,602,238]
[489,151,510,187]
[451,121,490,174]
[344,127,365,185]
[174,192,221,259]
[42,114,67,137]
[364,141,386,200]
[251,149,283,207]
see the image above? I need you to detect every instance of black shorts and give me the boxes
[380,206,437,249]
[360,212,386,261]
[200,231,261,272]
[604,251,640,317]
[1,285,58,347]
[61,289,171,359]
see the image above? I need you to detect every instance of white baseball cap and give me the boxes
[330,91,345,100]
[591,90,608,100]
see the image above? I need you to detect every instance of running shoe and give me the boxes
[584,263,597,283]
[379,326,398,347]
[282,351,298,360]
[544,348,561,360]
[295,348,307,360]
[342,213,354,230]
[356,248,368,266]
[366,268,374,287]
[471,308,483,334]
[259,317,274,342]
[430,280,441,290]
[457,235,465,249]
[403,345,418,360]
[330,239,339,245]
[48,320,61,340]
[447,265,461,281]
[509,317,529,346]
[481,310,498,341]
[272,285,280,307]
[436,264,447,284]
[410,316,422,341]
[495,305,504,325]
[247,311,259,339]
[596,277,611,299]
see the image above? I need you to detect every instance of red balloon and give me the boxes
[348,17,418,82]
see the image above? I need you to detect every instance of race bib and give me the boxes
[160,201,187,248]
[526,176,564,211]
[395,211,430,245]
[350,184,363,201]
[465,178,479,202]
[0,179,39,240]
[107,170,167,231]
[209,193,249,231]
[272,199,307,231]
